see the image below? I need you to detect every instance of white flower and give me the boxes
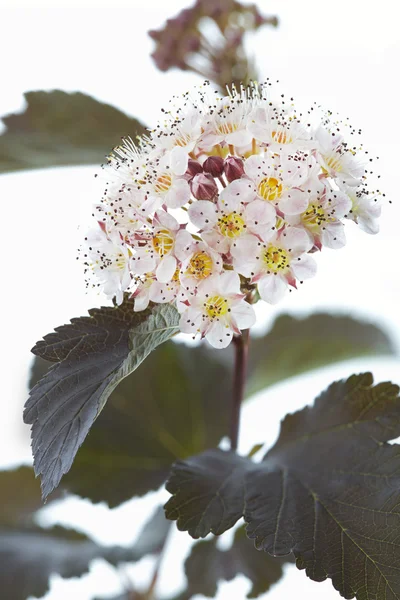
[145,147,191,209]
[244,153,315,215]
[82,227,131,305]
[179,240,224,294]
[188,182,276,254]
[179,271,256,348]
[247,104,313,152]
[130,269,183,312]
[151,107,202,153]
[286,180,351,249]
[198,94,255,151]
[231,227,316,304]
[130,210,193,283]
[315,126,364,186]
[343,186,381,234]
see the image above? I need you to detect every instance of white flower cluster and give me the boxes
[81,82,382,348]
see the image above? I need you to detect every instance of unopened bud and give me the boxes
[190,173,218,200]
[184,159,203,181]
[224,156,244,182]
[203,156,224,177]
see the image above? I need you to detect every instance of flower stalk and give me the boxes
[230,328,250,451]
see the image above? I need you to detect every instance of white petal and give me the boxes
[245,199,276,229]
[165,179,191,209]
[226,129,253,147]
[279,189,309,216]
[149,281,178,303]
[170,146,189,176]
[154,209,180,232]
[291,254,317,280]
[188,200,217,230]
[156,255,177,283]
[219,179,256,211]
[134,290,150,312]
[174,229,195,261]
[131,250,156,275]
[244,154,264,180]
[321,222,347,249]
[281,226,312,256]
[231,235,260,277]
[218,270,241,295]
[231,301,256,329]
[258,275,288,304]
[358,216,380,235]
[206,320,233,349]
[180,307,203,335]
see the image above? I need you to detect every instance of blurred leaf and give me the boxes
[165,373,400,600]
[24,300,179,500]
[0,466,49,526]
[247,313,394,396]
[0,468,168,600]
[178,526,290,599]
[0,90,145,174]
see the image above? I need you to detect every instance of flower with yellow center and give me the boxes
[179,271,256,349]
[257,177,283,202]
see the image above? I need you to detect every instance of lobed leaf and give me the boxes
[0,90,145,174]
[24,300,180,499]
[166,373,400,600]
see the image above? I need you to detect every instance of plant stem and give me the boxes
[230,328,250,452]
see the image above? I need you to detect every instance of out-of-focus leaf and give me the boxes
[0,466,48,526]
[24,300,179,500]
[0,90,145,174]
[247,313,394,396]
[165,373,400,600]
[177,526,290,599]
[0,468,168,600]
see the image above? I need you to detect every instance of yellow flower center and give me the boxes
[301,202,328,233]
[154,173,172,194]
[204,295,229,319]
[263,245,290,274]
[186,251,214,280]
[152,229,174,256]
[272,129,293,145]
[218,213,246,238]
[258,177,283,202]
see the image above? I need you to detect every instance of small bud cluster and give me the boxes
[81,82,382,348]
[149,0,278,90]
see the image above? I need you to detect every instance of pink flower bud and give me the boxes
[224,156,244,182]
[203,156,224,177]
[190,173,218,200]
[184,159,203,181]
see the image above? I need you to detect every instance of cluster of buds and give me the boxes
[81,82,382,349]
[148,0,278,90]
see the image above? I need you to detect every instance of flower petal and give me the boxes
[291,254,317,280]
[188,200,218,230]
[206,320,233,349]
[170,146,189,176]
[231,301,256,329]
[258,274,288,304]
[156,255,177,283]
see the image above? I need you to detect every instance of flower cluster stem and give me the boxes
[230,328,250,452]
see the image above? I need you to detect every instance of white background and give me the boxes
[1,0,400,598]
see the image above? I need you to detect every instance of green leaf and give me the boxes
[247,313,394,396]
[0,90,145,174]
[178,526,290,599]
[24,300,180,500]
[0,468,168,600]
[166,373,400,600]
